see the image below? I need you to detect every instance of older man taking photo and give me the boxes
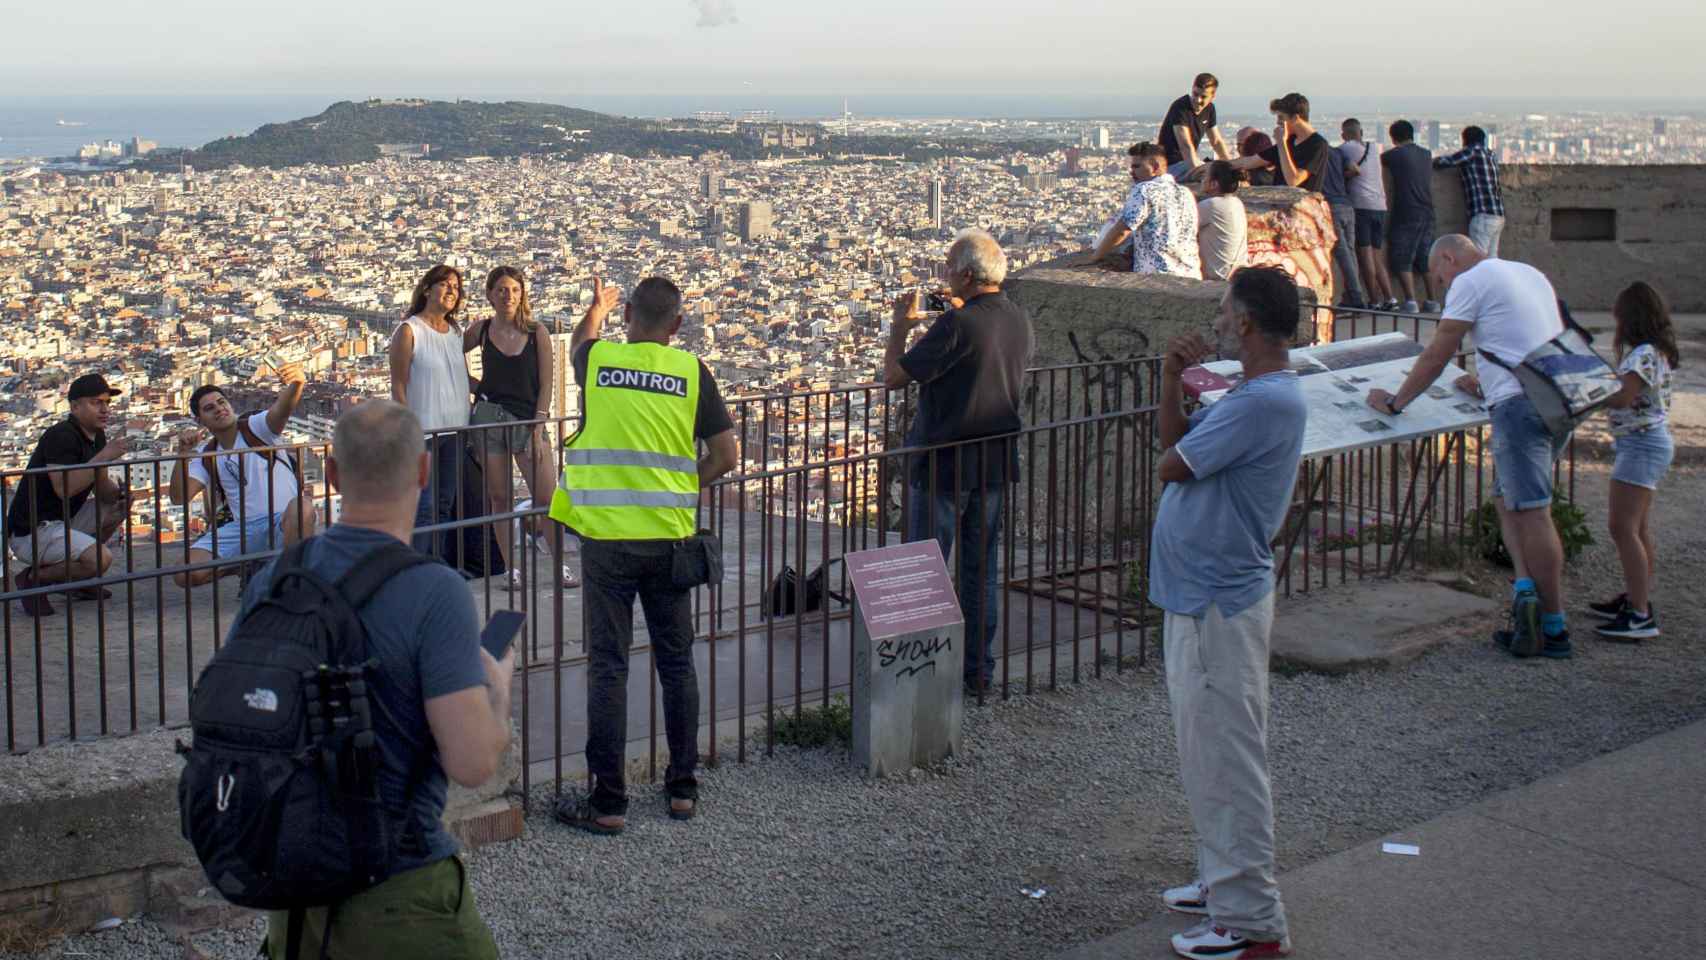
[1152,267,1304,959]
[885,229,1035,695]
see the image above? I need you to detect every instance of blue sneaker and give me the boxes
[1540,630,1573,659]
[1508,590,1543,657]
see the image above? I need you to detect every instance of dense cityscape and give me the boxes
[2,103,1701,537]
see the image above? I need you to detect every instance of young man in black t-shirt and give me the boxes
[1159,72,1232,179]
[1383,119,1442,312]
[6,374,131,616]
[1231,92,1332,193]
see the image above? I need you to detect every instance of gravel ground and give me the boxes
[17,335,1706,960]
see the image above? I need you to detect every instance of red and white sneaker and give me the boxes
[1171,921,1292,959]
[1161,880,1209,915]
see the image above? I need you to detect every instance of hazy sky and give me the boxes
[8,0,1705,103]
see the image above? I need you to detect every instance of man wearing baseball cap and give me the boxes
[5,374,132,617]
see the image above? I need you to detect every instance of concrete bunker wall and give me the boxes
[1432,164,1706,311]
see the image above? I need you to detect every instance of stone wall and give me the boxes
[1432,164,1706,311]
[1004,259,1226,367]
[0,724,522,938]
[1004,254,1323,370]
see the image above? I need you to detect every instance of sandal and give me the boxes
[560,566,582,590]
[668,797,697,821]
[553,795,625,835]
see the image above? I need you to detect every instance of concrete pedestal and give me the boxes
[845,542,966,777]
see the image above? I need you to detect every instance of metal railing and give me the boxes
[1,313,1576,793]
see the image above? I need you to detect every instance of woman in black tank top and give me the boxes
[464,266,579,589]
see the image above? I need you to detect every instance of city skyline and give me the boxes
[6,0,1705,100]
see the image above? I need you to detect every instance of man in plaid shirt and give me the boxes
[1435,125,1506,256]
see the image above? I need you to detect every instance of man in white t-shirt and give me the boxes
[166,362,319,587]
[1195,160,1249,280]
[1364,235,1573,659]
[1337,119,1397,310]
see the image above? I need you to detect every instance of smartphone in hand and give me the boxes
[480,610,526,659]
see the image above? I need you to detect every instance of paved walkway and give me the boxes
[1053,718,1706,960]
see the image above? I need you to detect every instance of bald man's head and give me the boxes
[330,399,426,504]
[1427,233,1485,291]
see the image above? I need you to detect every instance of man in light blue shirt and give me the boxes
[1149,266,1306,960]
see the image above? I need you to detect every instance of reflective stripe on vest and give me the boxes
[554,487,701,510]
[548,340,700,541]
[561,448,698,474]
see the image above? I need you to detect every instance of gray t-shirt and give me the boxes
[1150,372,1307,617]
[1195,195,1249,281]
[233,524,486,875]
[1338,140,1386,212]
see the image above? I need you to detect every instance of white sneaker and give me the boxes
[1161,880,1209,915]
[1402,299,1420,313]
[1171,921,1292,959]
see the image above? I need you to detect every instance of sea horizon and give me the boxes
[2,92,1699,162]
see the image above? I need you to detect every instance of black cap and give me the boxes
[67,374,121,402]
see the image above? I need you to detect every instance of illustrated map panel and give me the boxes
[1196,332,1489,459]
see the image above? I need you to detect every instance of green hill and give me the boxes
[175,99,750,167]
[148,99,1064,169]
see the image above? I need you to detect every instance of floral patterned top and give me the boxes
[1119,174,1201,278]
[1608,342,1672,436]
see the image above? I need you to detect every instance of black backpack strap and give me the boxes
[336,541,436,611]
[263,542,314,599]
[1477,348,1514,372]
[283,906,304,960]
[199,437,225,509]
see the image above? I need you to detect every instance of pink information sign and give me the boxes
[844,541,964,641]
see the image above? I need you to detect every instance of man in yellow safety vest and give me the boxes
[549,276,737,834]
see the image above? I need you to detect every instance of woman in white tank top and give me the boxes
[389,265,473,556]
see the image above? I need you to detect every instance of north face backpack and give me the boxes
[177,540,434,957]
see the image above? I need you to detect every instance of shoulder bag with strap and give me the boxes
[1477,302,1619,436]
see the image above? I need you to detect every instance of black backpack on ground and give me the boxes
[177,540,434,959]
[765,558,849,618]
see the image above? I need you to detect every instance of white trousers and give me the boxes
[1164,592,1288,939]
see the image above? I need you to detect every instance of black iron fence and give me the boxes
[0,311,1575,794]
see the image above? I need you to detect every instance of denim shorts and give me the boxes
[1354,209,1385,249]
[469,400,534,456]
[1489,393,1571,511]
[1386,218,1432,274]
[1612,427,1673,490]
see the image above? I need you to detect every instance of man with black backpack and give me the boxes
[179,400,512,959]
[167,362,319,587]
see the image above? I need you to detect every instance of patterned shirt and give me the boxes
[1119,174,1201,278]
[1434,144,1505,218]
[1608,343,1673,436]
